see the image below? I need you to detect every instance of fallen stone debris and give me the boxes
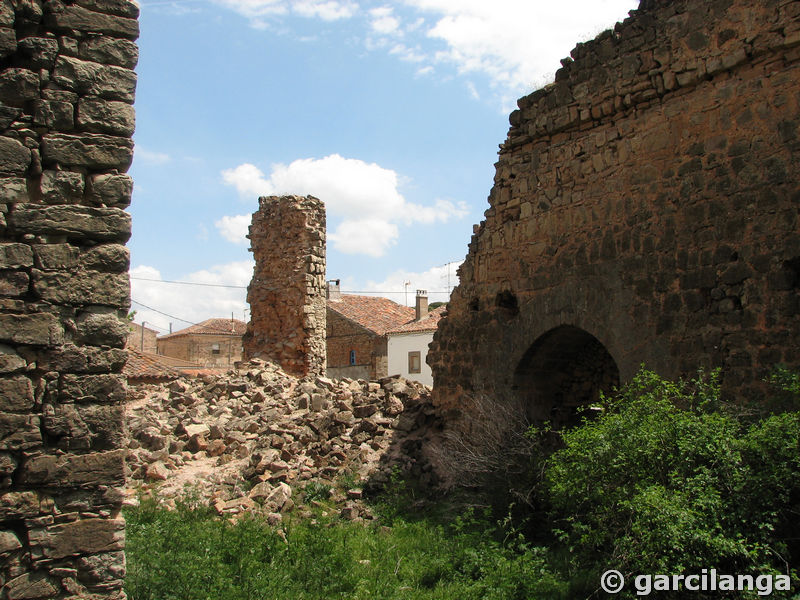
[125,359,439,520]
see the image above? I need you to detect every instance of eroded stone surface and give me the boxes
[0,1,136,596]
[430,0,800,438]
[244,195,327,377]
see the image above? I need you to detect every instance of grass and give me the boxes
[124,492,568,600]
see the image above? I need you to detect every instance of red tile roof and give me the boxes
[387,305,447,334]
[124,350,187,381]
[158,318,247,340]
[327,295,415,336]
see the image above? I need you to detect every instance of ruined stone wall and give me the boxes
[430,0,800,419]
[0,0,137,596]
[244,195,326,377]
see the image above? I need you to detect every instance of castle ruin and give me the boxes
[429,0,800,425]
[243,195,327,378]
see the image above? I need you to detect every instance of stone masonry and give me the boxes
[244,195,327,377]
[429,0,800,425]
[0,0,137,597]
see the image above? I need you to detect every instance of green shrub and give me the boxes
[544,368,800,595]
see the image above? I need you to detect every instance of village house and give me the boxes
[325,281,415,380]
[157,318,247,369]
[127,322,159,353]
[386,292,445,386]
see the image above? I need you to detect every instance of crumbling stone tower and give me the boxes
[430,0,800,426]
[0,0,137,596]
[244,195,327,377]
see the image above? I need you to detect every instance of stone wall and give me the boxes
[0,0,137,597]
[244,195,326,377]
[430,0,800,422]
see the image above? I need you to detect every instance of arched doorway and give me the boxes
[513,325,619,428]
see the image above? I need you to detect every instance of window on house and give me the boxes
[349,350,356,365]
[211,343,221,355]
[408,351,421,374]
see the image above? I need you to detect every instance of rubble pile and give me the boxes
[125,359,439,519]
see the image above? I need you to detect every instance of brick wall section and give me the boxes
[244,195,326,377]
[0,0,137,597]
[429,0,800,417]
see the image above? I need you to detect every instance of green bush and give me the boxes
[544,368,800,595]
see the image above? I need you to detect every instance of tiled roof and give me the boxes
[124,350,186,381]
[387,305,447,334]
[158,318,247,340]
[327,295,415,336]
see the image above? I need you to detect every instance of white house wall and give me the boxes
[387,332,435,386]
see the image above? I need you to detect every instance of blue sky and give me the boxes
[129,0,639,333]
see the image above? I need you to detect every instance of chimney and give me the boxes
[326,279,341,301]
[415,290,428,321]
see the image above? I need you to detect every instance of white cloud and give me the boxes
[294,0,357,20]
[400,0,639,107]
[360,260,464,306]
[134,146,171,166]
[221,154,467,256]
[214,0,356,25]
[369,6,400,35]
[130,262,253,333]
[215,214,251,245]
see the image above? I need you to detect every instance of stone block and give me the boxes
[0,103,21,130]
[80,244,130,272]
[10,206,131,242]
[0,26,15,59]
[86,173,132,208]
[0,178,28,204]
[0,530,21,554]
[52,56,137,102]
[43,403,124,450]
[59,373,126,404]
[20,449,126,487]
[45,4,139,38]
[77,550,126,585]
[0,0,11,25]
[0,69,40,106]
[0,313,63,346]
[0,244,34,268]
[31,269,130,306]
[40,132,134,170]
[33,243,79,270]
[33,99,75,131]
[77,98,135,136]
[17,36,59,69]
[76,0,139,18]
[79,36,138,69]
[2,572,58,599]
[39,345,126,373]
[0,138,32,176]
[0,491,49,520]
[0,271,29,297]
[0,345,26,374]
[0,376,34,412]
[74,311,129,347]
[40,170,84,204]
[0,413,42,450]
[29,516,125,560]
